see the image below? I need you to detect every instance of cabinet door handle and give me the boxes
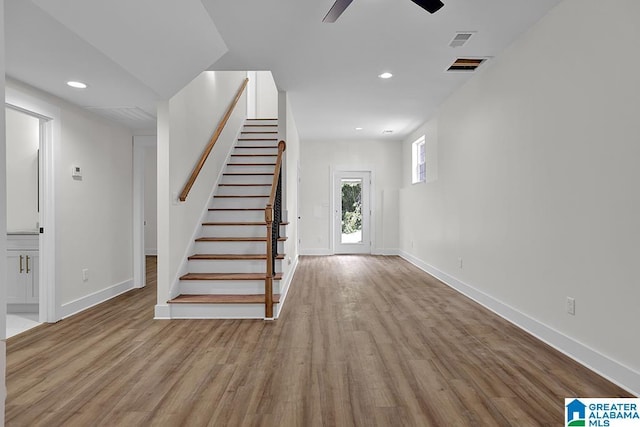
[26,255,31,274]
[19,255,24,273]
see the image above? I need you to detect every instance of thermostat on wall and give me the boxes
[72,165,82,179]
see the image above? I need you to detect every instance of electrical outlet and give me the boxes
[458,257,463,269]
[82,268,89,282]
[566,297,575,315]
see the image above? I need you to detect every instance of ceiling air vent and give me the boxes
[449,32,474,48]
[447,58,486,72]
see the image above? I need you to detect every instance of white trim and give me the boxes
[60,279,134,319]
[154,304,171,319]
[145,249,158,256]
[6,86,61,323]
[299,248,332,256]
[133,136,156,289]
[330,168,375,255]
[372,249,400,256]
[274,254,299,318]
[398,250,640,396]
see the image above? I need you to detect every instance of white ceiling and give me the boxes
[4,0,563,138]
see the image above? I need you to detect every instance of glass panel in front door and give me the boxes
[341,178,363,244]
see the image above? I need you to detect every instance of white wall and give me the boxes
[1,2,7,421]
[399,0,640,393]
[144,146,157,255]
[256,71,278,119]
[276,92,300,292]
[6,79,134,314]
[299,139,402,255]
[156,71,247,310]
[5,107,39,232]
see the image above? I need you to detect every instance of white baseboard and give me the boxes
[275,254,299,318]
[398,250,640,396]
[300,248,332,256]
[145,249,157,256]
[154,304,171,319]
[372,248,400,256]
[60,279,134,319]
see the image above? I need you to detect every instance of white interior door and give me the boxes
[334,171,371,254]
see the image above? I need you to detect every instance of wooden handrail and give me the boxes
[179,77,249,202]
[264,140,286,319]
[267,140,286,208]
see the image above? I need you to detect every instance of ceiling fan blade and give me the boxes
[322,0,354,23]
[410,0,444,14]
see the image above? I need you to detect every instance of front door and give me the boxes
[334,171,371,254]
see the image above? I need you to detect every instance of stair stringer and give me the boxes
[273,254,299,318]
[168,123,245,300]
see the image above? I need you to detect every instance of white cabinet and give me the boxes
[6,234,39,308]
[6,251,39,304]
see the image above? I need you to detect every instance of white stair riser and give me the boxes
[236,140,278,147]
[225,165,275,174]
[211,197,268,209]
[200,224,286,238]
[170,303,280,319]
[194,240,284,254]
[201,225,267,238]
[221,174,274,184]
[179,280,281,294]
[206,210,264,222]
[245,120,277,126]
[242,126,277,133]
[233,147,278,155]
[187,259,282,273]
[240,133,278,139]
[216,185,271,196]
[228,156,277,165]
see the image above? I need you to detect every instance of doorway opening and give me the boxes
[334,171,371,254]
[6,87,60,333]
[5,105,48,337]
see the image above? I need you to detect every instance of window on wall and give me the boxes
[412,136,426,184]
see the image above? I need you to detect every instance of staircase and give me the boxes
[169,118,287,319]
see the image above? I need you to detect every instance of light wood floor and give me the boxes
[6,256,631,426]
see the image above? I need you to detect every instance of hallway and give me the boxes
[5,256,630,426]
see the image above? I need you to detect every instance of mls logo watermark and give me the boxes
[566,398,640,426]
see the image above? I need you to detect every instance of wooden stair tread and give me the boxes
[218,183,271,187]
[244,124,277,127]
[180,272,283,280]
[189,254,284,260]
[246,118,277,120]
[201,222,288,226]
[223,172,274,176]
[209,208,264,211]
[169,294,281,304]
[196,236,287,242]
[238,138,277,141]
[231,154,277,157]
[227,163,276,166]
[241,131,277,134]
[235,146,279,149]
[213,195,269,198]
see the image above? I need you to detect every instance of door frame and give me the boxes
[331,168,374,254]
[133,136,157,289]
[6,87,61,323]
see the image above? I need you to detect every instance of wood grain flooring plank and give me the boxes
[5,255,633,426]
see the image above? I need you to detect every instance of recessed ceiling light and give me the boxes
[378,72,393,79]
[355,127,363,131]
[382,130,393,134]
[67,81,88,89]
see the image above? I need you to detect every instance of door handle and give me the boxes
[19,255,24,273]
[26,255,31,274]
